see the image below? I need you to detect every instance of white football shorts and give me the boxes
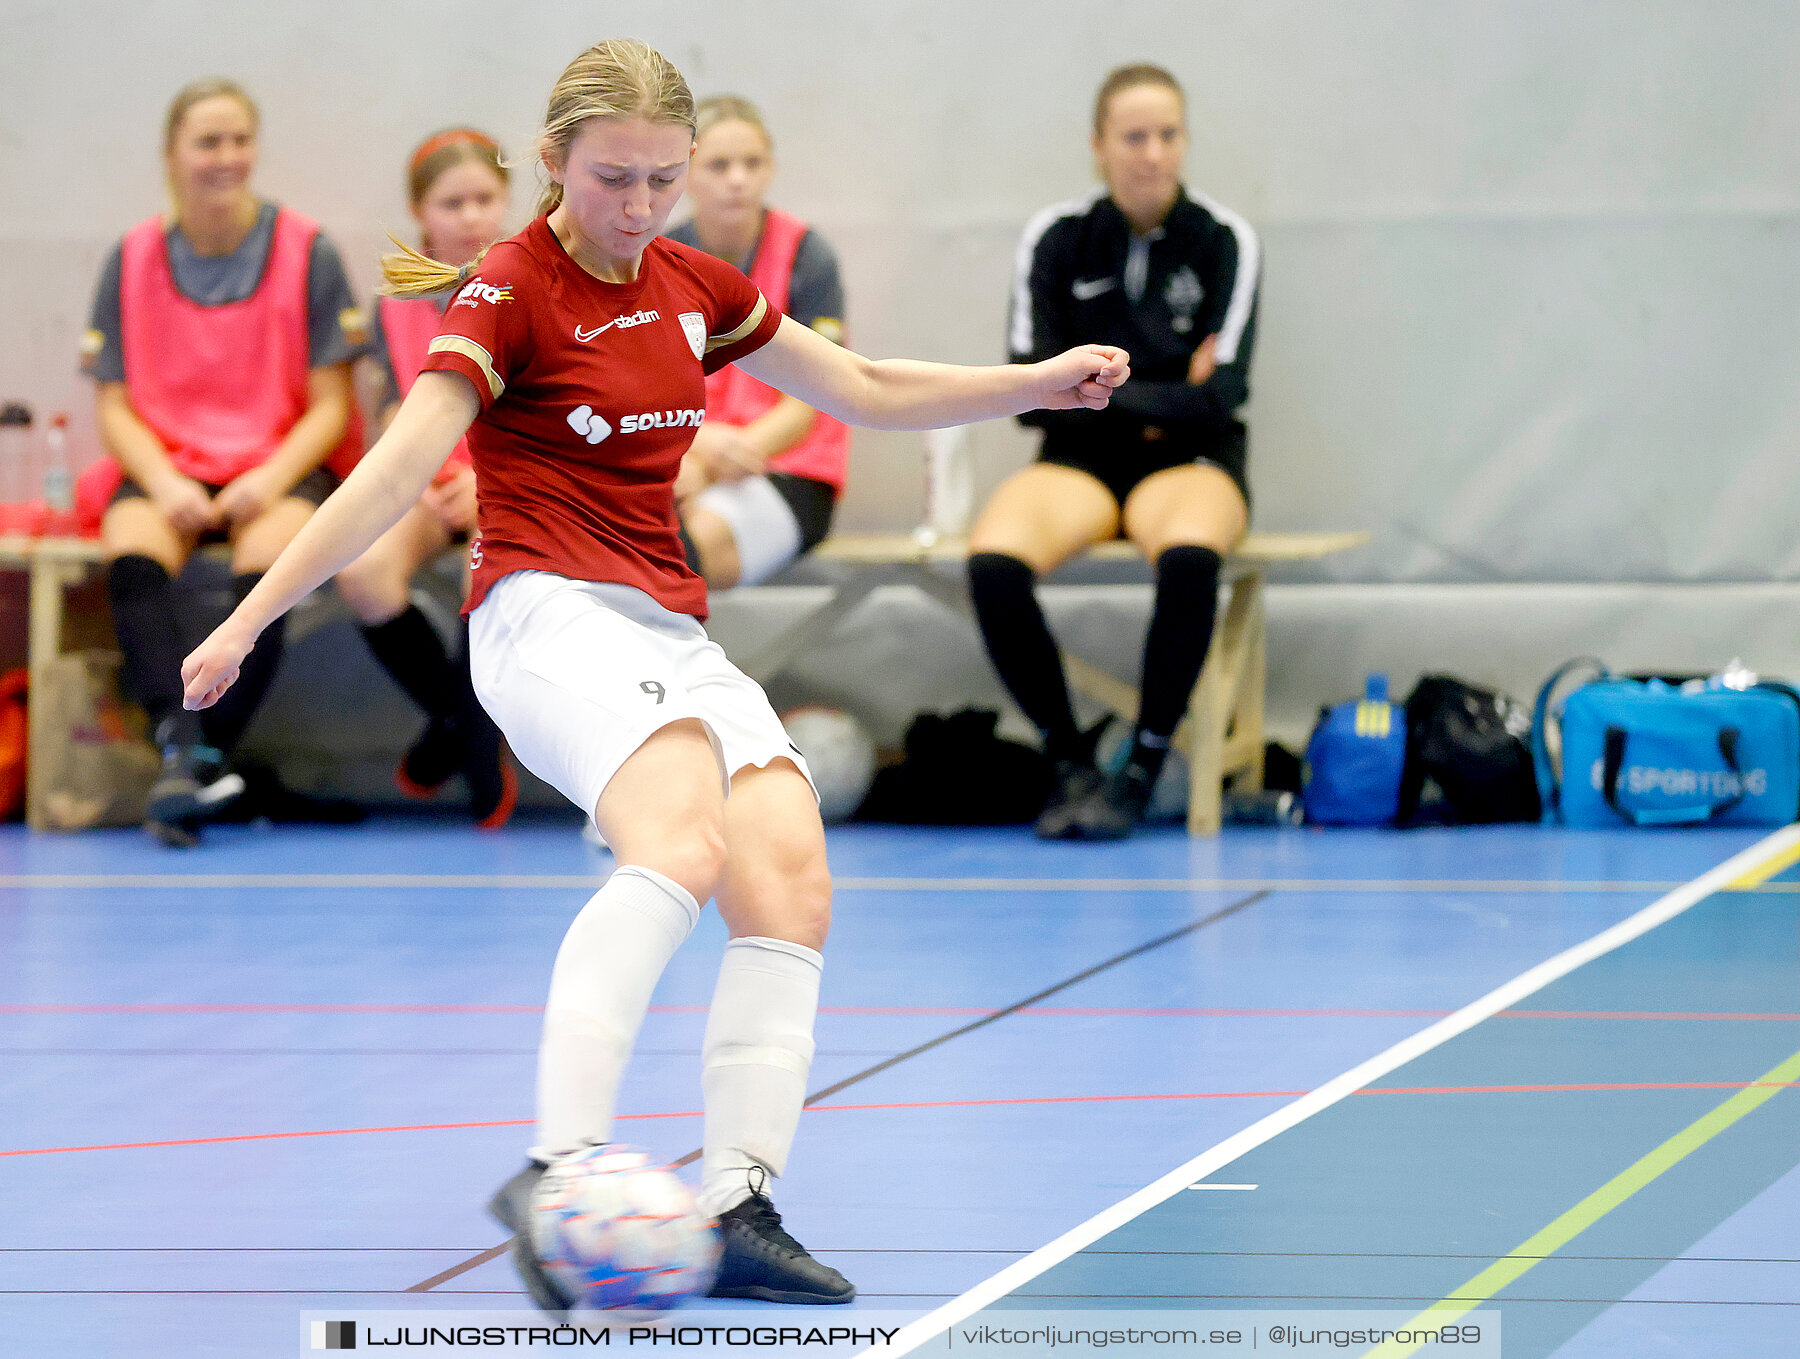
[468,569,815,822]
[691,474,803,586]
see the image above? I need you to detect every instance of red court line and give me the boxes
[1499,1010,1800,1021]
[7,1003,1798,1019]
[11,1081,1798,1159]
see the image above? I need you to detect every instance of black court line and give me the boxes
[406,889,1270,1294]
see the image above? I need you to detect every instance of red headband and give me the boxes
[409,128,500,176]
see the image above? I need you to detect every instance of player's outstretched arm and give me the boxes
[181,370,479,711]
[733,317,1129,431]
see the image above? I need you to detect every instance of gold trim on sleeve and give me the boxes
[705,294,770,353]
[427,335,504,400]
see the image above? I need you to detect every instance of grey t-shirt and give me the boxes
[363,288,456,414]
[82,201,364,383]
[664,215,845,341]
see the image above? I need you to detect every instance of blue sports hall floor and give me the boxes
[2,815,1797,1356]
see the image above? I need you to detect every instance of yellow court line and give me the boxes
[1726,835,1800,889]
[1363,1044,1800,1358]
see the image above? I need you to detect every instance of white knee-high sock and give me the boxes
[531,865,700,1162]
[697,935,822,1217]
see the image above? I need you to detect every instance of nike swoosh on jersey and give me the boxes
[574,320,620,342]
[1071,276,1118,301]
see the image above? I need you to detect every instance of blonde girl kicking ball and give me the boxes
[182,38,1128,1306]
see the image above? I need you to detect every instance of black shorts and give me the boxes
[110,469,335,543]
[766,471,838,554]
[111,468,335,510]
[1039,424,1250,511]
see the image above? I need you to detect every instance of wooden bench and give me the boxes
[0,535,109,828]
[2,530,1370,835]
[734,530,1369,835]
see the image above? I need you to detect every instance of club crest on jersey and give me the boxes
[679,312,706,361]
[1164,266,1204,334]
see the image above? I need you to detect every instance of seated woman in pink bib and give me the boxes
[665,96,849,589]
[335,128,517,829]
[80,78,365,845]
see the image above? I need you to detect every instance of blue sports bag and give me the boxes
[1303,674,1407,826]
[1531,659,1800,827]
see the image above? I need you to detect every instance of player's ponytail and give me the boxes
[533,39,696,219]
[380,235,489,299]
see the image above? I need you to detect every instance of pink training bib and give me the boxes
[379,294,473,483]
[77,207,363,531]
[702,206,849,492]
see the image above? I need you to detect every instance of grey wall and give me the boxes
[6,1,1800,770]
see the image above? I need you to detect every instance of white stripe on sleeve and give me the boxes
[1188,191,1260,365]
[1008,190,1102,358]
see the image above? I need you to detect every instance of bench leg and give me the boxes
[1185,570,1266,836]
[26,558,79,831]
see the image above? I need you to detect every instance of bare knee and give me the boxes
[721,829,833,950]
[335,557,411,624]
[777,851,833,949]
[684,507,741,590]
[629,820,729,906]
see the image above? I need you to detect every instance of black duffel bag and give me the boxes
[1400,675,1542,824]
[856,708,1052,825]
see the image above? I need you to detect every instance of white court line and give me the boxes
[864,822,1800,1357]
[0,874,1701,892]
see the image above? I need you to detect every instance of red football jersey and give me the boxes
[423,215,781,619]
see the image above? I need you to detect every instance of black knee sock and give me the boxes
[108,554,202,747]
[360,604,459,721]
[968,551,1081,762]
[1130,546,1223,781]
[200,572,287,755]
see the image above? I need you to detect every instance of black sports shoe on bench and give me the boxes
[707,1175,855,1304]
[487,1160,577,1316]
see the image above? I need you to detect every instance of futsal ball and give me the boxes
[780,706,877,822]
[528,1145,720,1310]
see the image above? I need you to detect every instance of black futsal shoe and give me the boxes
[395,716,465,799]
[145,815,203,850]
[461,719,518,830]
[1034,758,1104,839]
[487,1160,577,1316]
[1067,762,1157,841]
[145,734,243,837]
[708,1184,856,1304]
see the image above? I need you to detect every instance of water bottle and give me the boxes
[915,425,973,548]
[1712,658,1757,692]
[0,401,32,536]
[41,413,75,535]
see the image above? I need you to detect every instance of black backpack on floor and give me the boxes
[856,708,1052,825]
[1400,675,1541,824]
